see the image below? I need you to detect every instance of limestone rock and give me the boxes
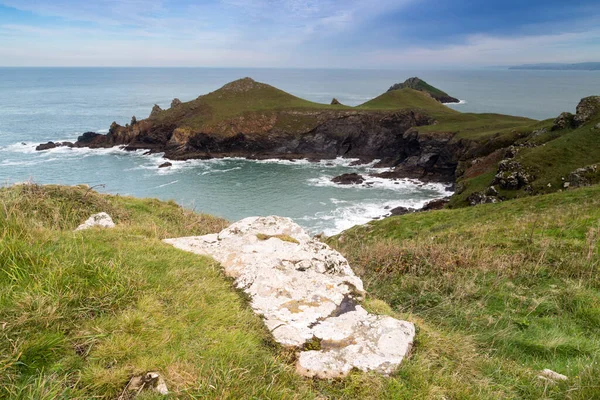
[127,371,169,395]
[537,369,567,383]
[164,216,415,377]
[492,160,533,190]
[75,212,115,231]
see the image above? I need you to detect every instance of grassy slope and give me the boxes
[329,185,600,399]
[0,184,485,400]
[451,113,600,207]
[150,79,459,134]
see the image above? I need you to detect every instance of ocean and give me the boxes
[1,67,599,234]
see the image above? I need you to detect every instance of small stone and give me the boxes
[537,369,567,383]
[127,371,169,395]
[75,213,115,231]
[563,182,570,188]
[158,162,172,168]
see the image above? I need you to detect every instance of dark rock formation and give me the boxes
[574,96,600,125]
[331,98,341,105]
[158,162,173,168]
[388,206,415,216]
[150,104,162,118]
[171,98,182,108]
[36,142,57,151]
[387,77,460,104]
[332,173,365,185]
[422,197,450,211]
[35,141,74,151]
[552,112,575,131]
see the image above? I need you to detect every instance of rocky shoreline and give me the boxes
[35,78,468,184]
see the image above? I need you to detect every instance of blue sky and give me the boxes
[0,0,599,67]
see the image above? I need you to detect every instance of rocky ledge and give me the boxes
[164,216,415,378]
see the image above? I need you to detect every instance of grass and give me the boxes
[256,233,300,244]
[450,113,600,207]
[3,183,599,398]
[329,185,600,399]
[358,88,456,116]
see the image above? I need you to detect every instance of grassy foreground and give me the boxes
[2,183,599,399]
[330,185,600,399]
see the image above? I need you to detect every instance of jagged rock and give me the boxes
[332,173,365,185]
[149,104,162,118]
[574,96,600,125]
[493,160,533,190]
[504,146,518,159]
[35,142,57,151]
[164,216,415,378]
[35,141,74,151]
[126,371,169,395]
[75,212,115,231]
[330,98,341,105]
[468,192,499,206]
[530,128,548,137]
[485,186,499,197]
[568,164,598,187]
[389,206,415,216]
[551,112,575,131]
[537,369,568,383]
[422,197,449,211]
[158,162,172,168]
[171,98,182,108]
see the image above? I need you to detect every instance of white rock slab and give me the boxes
[75,212,115,231]
[164,216,415,377]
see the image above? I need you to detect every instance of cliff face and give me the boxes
[40,78,496,183]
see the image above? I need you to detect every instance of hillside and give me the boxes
[386,77,460,103]
[2,183,599,398]
[330,185,600,399]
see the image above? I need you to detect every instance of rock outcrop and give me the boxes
[388,77,460,104]
[332,173,365,185]
[75,212,115,231]
[330,98,341,105]
[164,216,415,378]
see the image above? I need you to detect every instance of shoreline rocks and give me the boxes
[164,216,415,378]
[332,173,365,185]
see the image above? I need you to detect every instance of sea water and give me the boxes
[1,67,599,234]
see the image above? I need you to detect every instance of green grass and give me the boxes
[450,114,600,207]
[329,185,600,399]
[358,88,456,115]
[4,183,599,398]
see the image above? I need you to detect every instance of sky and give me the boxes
[0,0,599,68]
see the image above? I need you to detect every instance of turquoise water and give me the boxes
[1,68,599,233]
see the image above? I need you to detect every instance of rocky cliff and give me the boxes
[42,78,471,183]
